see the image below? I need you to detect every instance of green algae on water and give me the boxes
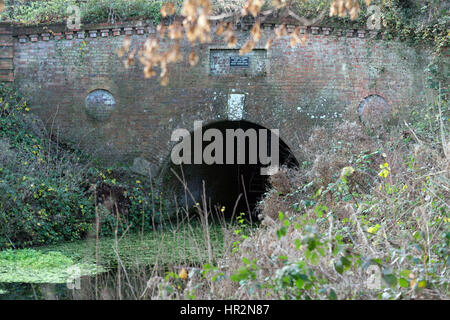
[0,249,104,284]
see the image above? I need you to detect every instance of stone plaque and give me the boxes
[85,89,116,121]
[210,49,267,76]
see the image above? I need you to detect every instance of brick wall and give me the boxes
[11,21,431,172]
[0,23,13,82]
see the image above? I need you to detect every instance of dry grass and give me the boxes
[138,110,448,300]
[61,101,449,300]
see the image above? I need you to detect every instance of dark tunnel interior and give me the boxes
[168,120,299,220]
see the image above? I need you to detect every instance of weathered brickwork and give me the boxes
[10,21,430,173]
[0,23,14,82]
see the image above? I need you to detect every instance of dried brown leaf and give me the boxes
[168,22,184,40]
[161,2,175,17]
[227,35,237,48]
[189,51,199,66]
[265,37,274,50]
[251,22,261,42]
[275,24,287,38]
[239,39,255,55]
[216,22,226,35]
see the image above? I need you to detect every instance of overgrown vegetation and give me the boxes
[39,222,225,269]
[0,84,94,248]
[0,84,170,249]
[0,0,169,25]
[0,0,448,300]
[0,222,224,288]
[140,96,448,300]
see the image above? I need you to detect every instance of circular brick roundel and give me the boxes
[85,89,116,121]
[358,95,390,129]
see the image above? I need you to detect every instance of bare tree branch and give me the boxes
[287,7,328,26]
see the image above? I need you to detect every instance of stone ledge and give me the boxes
[10,20,382,44]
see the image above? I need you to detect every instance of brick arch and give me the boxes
[160,119,299,215]
[155,101,309,173]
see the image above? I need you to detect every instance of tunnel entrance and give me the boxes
[167,120,298,219]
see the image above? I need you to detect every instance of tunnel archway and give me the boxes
[166,120,299,219]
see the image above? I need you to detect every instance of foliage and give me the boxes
[0,85,172,249]
[88,167,173,239]
[380,0,449,93]
[0,0,168,25]
[144,98,448,300]
[81,0,167,25]
[0,84,96,248]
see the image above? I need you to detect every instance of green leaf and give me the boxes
[340,256,352,268]
[313,204,327,218]
[310,251,320,265]
[294,238,301,250]
[413,231,422,241]
[329,289,337,300]
[317,247,325,257]
[417,280,427,288]
[276,226,287,239]
[382,273,397,287]
[295,278,304,289]
[399,269,411,278]
[334,260,344,274]
[371,258,382,266]
[399,278,409,288]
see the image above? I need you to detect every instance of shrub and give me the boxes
[0,0,167,25]
[0,84,96,248]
